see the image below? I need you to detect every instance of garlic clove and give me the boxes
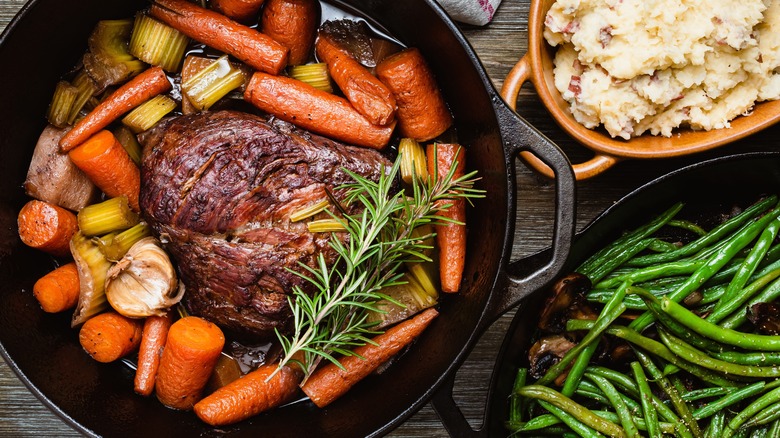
[105,236,184,318]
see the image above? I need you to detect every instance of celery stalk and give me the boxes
[77,196,139,236]
[96,222,152,261]
[47,81,78,128]
[290,199,330,222]
[307,219,347,233]
[399,138,428,185]
[129,13,189,73]
[113,126,143,165]
[289,63,333,93]
[84,19,146,89]
[121,95,176,133]
[181,55,247,111]
[67,70,99,125]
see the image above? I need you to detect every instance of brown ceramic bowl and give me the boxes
[501,0,780,180]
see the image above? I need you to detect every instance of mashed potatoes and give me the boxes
[544,0,780,139]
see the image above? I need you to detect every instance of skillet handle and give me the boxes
[501,55,620,180]
[431,374,486,437]
[487,94,576,320]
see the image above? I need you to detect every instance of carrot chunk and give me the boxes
[194,363,301,426]
[79,311,143,363]
[427,143,467,293]
[33,262,80,313]
[17,200,78,257]
[59,66,172,152]
[261,0,318,66]
[211,0,266,23]
[134,312,175,397]
[155,316,225,410]
[301,308,438,407]
[68,130,140,211]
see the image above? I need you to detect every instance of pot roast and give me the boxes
[140,110,391,339]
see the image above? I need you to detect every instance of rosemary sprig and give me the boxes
[273,153,483,384]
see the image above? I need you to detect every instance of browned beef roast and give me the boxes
[140,111,391,339]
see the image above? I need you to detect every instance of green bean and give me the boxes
[586,292,650,309]
[514,413,563,432]
[668,219,708,236]
[594,411,676,435]
[745,400,780,427]
[650,392,695,438]
[509,368,528,426]
[707,266,780,324]
[537,303,626,386]
[634,349,703,438]
[692,381,766,420]
[724,387,780,438]
[586,374,641,438]
[683,386,734,402]
[588,239,654,284]
[577,380,642,413]
[708,248,780,287]
[659,330,780,378]
[595,259,706,290]
[721,275,780,330]
[649,238,681,253]
[712,352,780,367]
[750,426,769,438]
[566,320,740,387]
[661,297,780,352]
[706,411,726,438]
[631,204,780,332]
[575,388,612,406]
[627,196,778,267]
[767,418,780,438]
[537,400,604,438]
[715,216,780,314]
[515,385,627,437]
[563,282,631,396]
[578,202,684,276]
[630,361,662,438]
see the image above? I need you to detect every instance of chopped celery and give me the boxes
[96,222,152,261]
[407,262,439,299]
[290,199,329,222]
[70,232,111,327]
[181,55,248,111]
[129,13,189,73]
[121,95,176,133]
[399,138,428,185]
[77,196,139,236]
[84,19,146,89]
[47,81,78,128]
[288,63,333,93]
[67,70,99,125]
[307,219,346,233]
[113,126,143,165]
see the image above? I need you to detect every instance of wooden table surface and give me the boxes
[1,0,777,436]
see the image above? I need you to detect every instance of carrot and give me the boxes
[134,312,175,397]
[68,130,141,211]
[261,0,318,66]
[244,72,395,149]
[316,35,396,126]
[155,316,225,410]
[79,311,143,363]
[375,48,453,142]
[194,363,301,426]
[33,262,80,313]
[59,67,171,152]
[301,308,439,408]
[427,143,466,293]
[17,200,78,257]
[211,0,265,23]
[150,0,289,75]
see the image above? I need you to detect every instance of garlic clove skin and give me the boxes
[105,236,184,318]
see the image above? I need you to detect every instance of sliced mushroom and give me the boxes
[538,272,597,333]
[528,334,578,380]
[747,303,780,335]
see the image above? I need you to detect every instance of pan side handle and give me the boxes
[432,92,575,438]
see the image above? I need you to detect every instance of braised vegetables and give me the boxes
[261,0,318,66]
[128,14,189,72]
[70,232,112,327]
[33,262,81,313]
[79,311,143,363]
[181,55,248,111]
[77,196,138,237]
[134,312,174,396]
[509,195,780,437]
[17,200,78,257]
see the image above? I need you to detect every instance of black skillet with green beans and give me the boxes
[508,194,780,437]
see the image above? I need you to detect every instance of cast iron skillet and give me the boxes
[0,0,576,436]
[435,151,780,436]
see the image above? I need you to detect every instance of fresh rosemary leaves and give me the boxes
[273,154,483,383]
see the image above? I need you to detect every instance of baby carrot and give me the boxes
[68,130,140,211]
[134,312,175,397]
[301,308,438,408]
[261,0,318,65]
[150,0,289,74]
[427,143,466,293]
[17,199,78,257]
[194,363,301,426]
[155,316,225,410]
[33,262,80,313]
[79,311,143,363]
[211,0,265,23]
[59,66,172,152]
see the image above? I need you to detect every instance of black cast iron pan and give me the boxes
[0,0,576,436]
[435,152,780,436]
